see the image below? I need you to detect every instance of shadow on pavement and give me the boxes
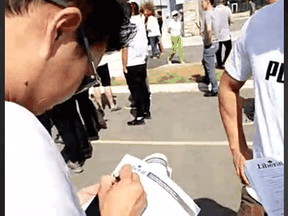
[195,198,237,216]
[189,74,209,93]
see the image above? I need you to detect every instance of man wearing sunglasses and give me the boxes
[5,0,147,215]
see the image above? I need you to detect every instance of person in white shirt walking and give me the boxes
[143,2,161,59]
[167,10,185,65]
[122,2,151,125]
[215,0,232,70]
[218,0,283,215]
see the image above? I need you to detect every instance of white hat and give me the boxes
[171,10,179,16]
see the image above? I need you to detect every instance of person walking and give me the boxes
[200,0,219,97]
[143,2,161,59]
[122,2,151,126]
[249,0,256,16]
[215,0,232,70]
[218,0,283,215]
[167,10,185,65]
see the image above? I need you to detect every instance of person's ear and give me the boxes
[40,7,82,60]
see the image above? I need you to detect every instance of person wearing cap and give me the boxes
[167,10,185,65]
[5,0,147,215]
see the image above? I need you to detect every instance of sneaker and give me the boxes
[67,160,84,173]
[180,60,186,64]
[204,91,218,97]
[54,134,64,144]
[167,57,172,65]
[111,106,121,112]
[127,117,145,126]
[152,56,158,59]
[124,105,136,110]
[144,112,151,119]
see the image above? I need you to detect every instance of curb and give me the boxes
[108,80,253,94]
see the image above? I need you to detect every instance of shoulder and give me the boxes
[242,0,283,35]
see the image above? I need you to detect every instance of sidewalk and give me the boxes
[103,11,250,78]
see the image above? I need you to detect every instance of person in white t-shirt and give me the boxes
[122,2,151,126]
[218,0,283,215]
[143,2,161,59]
[5,0,147,215]
[167,10,185,65]
[215,0,232,70]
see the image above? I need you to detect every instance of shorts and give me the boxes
[237,186,267,216]
[94,63,111,87]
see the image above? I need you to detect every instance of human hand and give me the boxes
[231,147,253,185]
[123,67,128,74]
[98,165,147,216]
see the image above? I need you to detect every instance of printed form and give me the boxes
[245,158,284,216]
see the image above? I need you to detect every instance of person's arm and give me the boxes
[228,8,233,25]
[218,70,252,185]
[204,14,212,45]
[77,183,100,207]
[121,47,128,74]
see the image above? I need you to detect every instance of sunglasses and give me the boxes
[47,0,102,95]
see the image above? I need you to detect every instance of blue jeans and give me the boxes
[202,42,219,92]
[149,36,160,58]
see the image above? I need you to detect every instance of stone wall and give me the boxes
[183,0,201,37]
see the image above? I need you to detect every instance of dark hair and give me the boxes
[157,10,162,16]
[5,0,136,52]
[130,2,139,15]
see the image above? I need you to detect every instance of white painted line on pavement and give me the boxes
[110,80,253,94]
[92,140,253,146]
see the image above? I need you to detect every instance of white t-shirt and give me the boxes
[225,0,283,202]
[215,4,232,41]
[168,19,182,37]
[146,15,161,37]
[5,101,85,216]
[127,14,149,67]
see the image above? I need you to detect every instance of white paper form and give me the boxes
[244,158,284,216]
[112,154,201,216]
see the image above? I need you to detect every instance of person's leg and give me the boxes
[91,86,103,110]
[97,63,120,111]
[127,65,145,125]
[216,41,223,68]
[103,86,120,111]
[75,90,99,140]
[237,186,267,216]
[158,36,163,54]
[222,39,232,66]
[178,35,185,63]
[168,36,177,63]
[203,43,219,95]
[149,36,160,58]
[141,63,151,118]
[51,99,84,166]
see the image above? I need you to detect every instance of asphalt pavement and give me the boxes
[69,88,255,214]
